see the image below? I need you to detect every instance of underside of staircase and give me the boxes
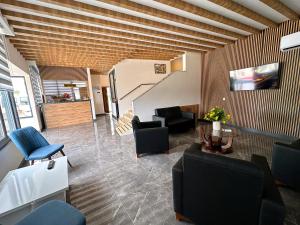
[115,110,133,136]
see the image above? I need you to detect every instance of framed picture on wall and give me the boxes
[154,64,166,74]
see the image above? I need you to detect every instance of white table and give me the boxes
[0,157,69,225]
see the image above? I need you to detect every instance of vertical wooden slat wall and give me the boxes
[200,20,300,138]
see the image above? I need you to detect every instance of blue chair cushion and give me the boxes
[27,144,64,160]
[15,200,86,225]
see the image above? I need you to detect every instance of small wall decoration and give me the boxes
[154,64,166,74]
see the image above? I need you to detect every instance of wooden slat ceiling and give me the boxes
[0,0,299,73]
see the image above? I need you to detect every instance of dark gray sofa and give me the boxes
[173,143,285,225]
[152,106,196,133]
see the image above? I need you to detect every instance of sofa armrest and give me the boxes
[181,111,195,120]
[272,142,300,190]
[251,155,285,225]
[152,115,166,127]
[172,157,183,214]
[139,121,161,129]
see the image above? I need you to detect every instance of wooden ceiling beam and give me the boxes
[12,31,192,53]
[4,12,225,48]
[259,0,299,20]
[18,48,176,59]
[30,61,112,69]
[0,2,233,44]
[10,22,217,50]
[39,0,243,39]
[10,35,185,54]
[10,40,180,57]
[20,51,121,59]
[11,26,212,52]
[136,0,260,34]
[17,48,131,56]
[18,49,126,57]
[208,0,277,27]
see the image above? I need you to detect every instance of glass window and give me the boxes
[0,90,17,133]
[0,115,6,141]
[29,65,43,105]
[12,77,33,118]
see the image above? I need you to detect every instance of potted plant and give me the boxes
[203,107,231,131]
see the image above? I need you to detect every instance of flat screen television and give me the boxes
[230,62,280,91]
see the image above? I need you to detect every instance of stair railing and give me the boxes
[119,83,155,101]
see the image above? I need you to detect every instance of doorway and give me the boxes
[102,87,111,113]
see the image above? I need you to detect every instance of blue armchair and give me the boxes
[8,126,72,167]
[15,200,86,225]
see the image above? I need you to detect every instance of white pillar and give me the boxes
[87,68,96,120]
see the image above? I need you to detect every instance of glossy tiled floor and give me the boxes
[43,115,300,225]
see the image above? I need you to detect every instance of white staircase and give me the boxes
[115,109,133,136]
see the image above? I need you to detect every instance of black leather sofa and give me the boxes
[152,106,195,133]
[173,143,285,225]
[132,116,169,157]
[272,139,300,191]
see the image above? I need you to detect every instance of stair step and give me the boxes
[116,127,125,136]
[123,123,131,130]
[116,125,126,133]
[118,119,126,126]
[115,109,134,136]
[123,116,132,123]
[116,125,132,136]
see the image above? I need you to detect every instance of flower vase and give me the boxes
[213,121,221,131]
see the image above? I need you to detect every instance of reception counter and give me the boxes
[43,100,92,128]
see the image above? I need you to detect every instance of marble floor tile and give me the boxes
[43,115,300,225]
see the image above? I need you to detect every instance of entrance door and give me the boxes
[108,69,119,118]
[102,87,110,113]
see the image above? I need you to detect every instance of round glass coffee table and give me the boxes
[199,127,235,154]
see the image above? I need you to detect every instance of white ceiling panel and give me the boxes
[233,0,289,23]
[183,0,268,30]
[281,0,300,15]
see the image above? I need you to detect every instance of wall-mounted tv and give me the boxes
[230,62,280,91]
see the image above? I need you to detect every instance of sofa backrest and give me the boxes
[155,106,182,120]
[182,144,264,225]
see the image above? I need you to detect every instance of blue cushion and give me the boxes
[15,200,86,225]
[28,144,64,160]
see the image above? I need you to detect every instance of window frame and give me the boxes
[12,76,33,119]
[0,90,21,149]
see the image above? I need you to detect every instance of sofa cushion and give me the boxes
[167,118,192,126]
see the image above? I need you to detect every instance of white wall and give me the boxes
[0,142,22,180]
[5,39,41,131]
[114,59,171,116]
[133,52,201,121]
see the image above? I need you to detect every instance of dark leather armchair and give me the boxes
[173,143,285,225]
[272,139,300,191]
[152,106,195,133]
[132,116,169,157]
